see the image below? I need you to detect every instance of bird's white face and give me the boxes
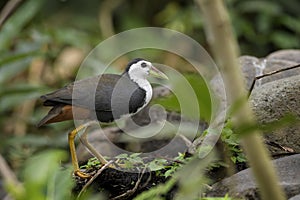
[126,59,168,112]
[128,60,153,80]
[127,60,168,81]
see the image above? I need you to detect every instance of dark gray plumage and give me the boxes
[37,58,168,127]
[38,74,146,126]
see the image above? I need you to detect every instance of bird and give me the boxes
[37,58,168,178]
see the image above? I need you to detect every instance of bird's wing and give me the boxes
[41,74,122,111]
[99,75,146,115]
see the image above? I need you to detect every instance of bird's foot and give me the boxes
[74,170,91,179]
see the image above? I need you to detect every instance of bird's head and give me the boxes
[125,58,168,81]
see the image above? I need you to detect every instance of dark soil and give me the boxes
[73,167,168,199]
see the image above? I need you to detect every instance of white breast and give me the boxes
[133,78,153,113]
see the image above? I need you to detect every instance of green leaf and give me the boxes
[231,156,237,164]
[81,157,101,169]
[236,155,247,163]
[202,193,234,200]
[147,159,167,171]
[164,169,175,178]
[115,153,129,159]
[130,152,142,158]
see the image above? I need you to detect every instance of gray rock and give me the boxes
[250,75,300,123]
[250,75,300,154]
[267,49,300,63]
[207,154,300,199]
[239,55,259,90]
[211,52,300,98]
[235,52,300,155]
[260,58,299,86]
[238,54,300,91]
[289,194,300,200]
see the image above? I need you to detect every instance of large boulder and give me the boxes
[207,154,300,199]
[249,75,300,154]
[240,49,300,155]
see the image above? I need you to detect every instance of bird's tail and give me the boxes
[37,105,72,127]
[37,105,91,127]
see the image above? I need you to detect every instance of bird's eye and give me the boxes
[141,62,147,68]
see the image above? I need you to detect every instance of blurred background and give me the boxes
[1,0,300,178]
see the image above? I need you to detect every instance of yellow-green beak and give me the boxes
[149,66,168,79]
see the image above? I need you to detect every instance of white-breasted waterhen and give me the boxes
[37,58,168,178]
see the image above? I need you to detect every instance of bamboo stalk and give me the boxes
[195,0,286,199]
[0,0,23,28]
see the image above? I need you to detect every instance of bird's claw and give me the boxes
[74,170,91,179]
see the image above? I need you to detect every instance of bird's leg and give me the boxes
[80,131,127,170]
[68,121,97,178]
[80,130,108,165]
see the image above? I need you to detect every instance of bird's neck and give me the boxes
[124,72,149,90]
[123,72,153,106]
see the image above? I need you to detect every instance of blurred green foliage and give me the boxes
[153,73,211,121]
[220,120,246,164]
[228,0,300,55]
[0,0,300,199]
[6,150,73,200]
